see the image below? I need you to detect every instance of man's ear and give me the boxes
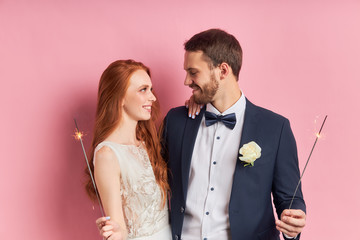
[219,62,231,80]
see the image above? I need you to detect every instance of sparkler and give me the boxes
[74,118,105,217]
[288,115,328,209]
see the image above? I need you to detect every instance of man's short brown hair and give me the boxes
[184,29,243,80]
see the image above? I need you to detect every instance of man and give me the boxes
[97,29,306,240]
[162,29,306,240]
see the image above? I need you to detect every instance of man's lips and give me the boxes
[192,88,200,94]
[189,84,201,93]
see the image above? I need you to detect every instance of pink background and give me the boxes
[1,0,359,239]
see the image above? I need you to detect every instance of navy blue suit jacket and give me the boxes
[162,99,306,240]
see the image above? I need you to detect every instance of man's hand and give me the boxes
[275,209,306,238]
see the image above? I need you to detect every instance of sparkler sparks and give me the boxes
[74,118,105,217]
[74,130,84,140]
[288,115,328,209]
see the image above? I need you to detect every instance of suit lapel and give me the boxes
[230,98,260,198]
[239,98,260,151]
[181,108,205,200]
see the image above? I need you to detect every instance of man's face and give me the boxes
[183,51,219,104]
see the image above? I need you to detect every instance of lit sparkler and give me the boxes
[74,118,105,217]
[289,115,328,209]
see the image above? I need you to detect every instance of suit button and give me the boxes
[175,235,179,240]
[180,207,185,213]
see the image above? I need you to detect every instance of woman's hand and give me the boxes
[185,95,204,119]
[96,216,125,240]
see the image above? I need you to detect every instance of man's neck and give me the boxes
[211,88,242,113]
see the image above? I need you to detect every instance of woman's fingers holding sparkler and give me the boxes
[96,217,114,236]
[96,216,124,240]
[100,223,114,234]
[105,232,124,240]
[96,216,111,230]
[275,209,306,238]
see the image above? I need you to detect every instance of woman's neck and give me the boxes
[107,118,139,146]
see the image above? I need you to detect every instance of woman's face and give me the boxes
[122,70,156,122]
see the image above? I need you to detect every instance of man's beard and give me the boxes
[191,73,219,104]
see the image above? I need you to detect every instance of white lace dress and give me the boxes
[94,141,171,240]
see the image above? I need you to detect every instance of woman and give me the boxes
[86,60,172,240]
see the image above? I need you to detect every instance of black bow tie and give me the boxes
[204,111,237,130]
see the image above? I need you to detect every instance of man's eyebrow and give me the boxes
[185,67,197,71]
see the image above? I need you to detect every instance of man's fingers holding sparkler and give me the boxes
[275,209,306,238]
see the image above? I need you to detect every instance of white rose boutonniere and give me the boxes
[239,141,261,167]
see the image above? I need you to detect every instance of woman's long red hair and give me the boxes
[85,60,169,207]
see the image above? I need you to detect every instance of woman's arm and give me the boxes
[94,146,128,240]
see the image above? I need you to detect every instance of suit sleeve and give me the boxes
[272,119,306,217]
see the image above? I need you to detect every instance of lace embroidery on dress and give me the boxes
[94,141,169,239]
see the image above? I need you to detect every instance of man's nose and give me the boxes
[184,74,192,86]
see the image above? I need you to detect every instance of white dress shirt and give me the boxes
[181,93,246,240]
